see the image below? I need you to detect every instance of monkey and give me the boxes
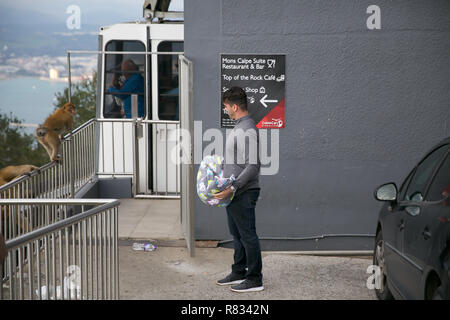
[36,128,61,162]
[0,165,39,235]
[36,102,76,162]
[0,164,40,187]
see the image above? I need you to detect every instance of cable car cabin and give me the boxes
[96,17,184,198]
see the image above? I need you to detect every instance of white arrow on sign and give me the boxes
[260,94,278,108]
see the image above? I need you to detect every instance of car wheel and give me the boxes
[431,285,443,300]
[373,231,394,300]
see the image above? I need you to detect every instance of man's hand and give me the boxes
[112,77,121,88]
[112,74,122,89]
[213,187,232,200]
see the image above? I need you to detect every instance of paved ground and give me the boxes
[118,199,183,240]
[119,245,376,300]
[117,198,377,300]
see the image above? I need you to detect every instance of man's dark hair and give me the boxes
[222,86,247,111]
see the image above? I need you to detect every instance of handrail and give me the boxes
[5,199,119,250]
[0,162,52,190]
[0,199,118,205]
[0,118,97,192]
[0,116,182,197]
[62,118,96,138]
[1,198,120,300]
[68,50,184,55]
[95,118,179,124]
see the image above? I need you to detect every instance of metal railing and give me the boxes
[67,119,97,193]
[139,119,181,198]
[0,120,97,241]
[1,199,119,300]
[94,117,181,197]
[0,119,96,198]
[96,118,135,177]
[1,114,181,243]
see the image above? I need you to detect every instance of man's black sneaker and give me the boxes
[216,273,245,286]
[230,279,264,292]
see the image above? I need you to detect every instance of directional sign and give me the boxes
[260,94,278,108]
[221,54,286,129]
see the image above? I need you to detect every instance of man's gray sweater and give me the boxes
[223,115,260,196]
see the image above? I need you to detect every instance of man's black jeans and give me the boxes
[226,188,262,284]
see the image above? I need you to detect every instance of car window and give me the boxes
[426,152,450,204]
[399,170,414,201]
[403,145,449,201]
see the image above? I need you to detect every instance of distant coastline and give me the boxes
[0,54,97,82]
[39,77,68,83]
[0,77,67,133]
[38,76,90,83]
[0,75,89,83]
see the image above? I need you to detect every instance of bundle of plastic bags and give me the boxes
[196,155,235,207]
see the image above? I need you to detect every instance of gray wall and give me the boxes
[185,0,450,250]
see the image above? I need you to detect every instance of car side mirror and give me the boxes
[374,182,398,202]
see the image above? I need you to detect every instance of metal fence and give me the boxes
[0,120,97,242]
[1,115,181,239]
[96,117,181,198]
[0,119,96,199]
[1,113,181,202]
[135,119,181,198]
[1,199,119,300]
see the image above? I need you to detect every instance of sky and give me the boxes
[0,0,184,27]
[0,0,184,56]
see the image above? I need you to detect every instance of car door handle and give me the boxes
[422,229,432,240]
[398,220,405,231]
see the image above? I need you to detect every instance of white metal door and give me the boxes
[98,25,148,182]
[149,40,182,196]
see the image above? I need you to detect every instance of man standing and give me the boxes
[213,86,263,292]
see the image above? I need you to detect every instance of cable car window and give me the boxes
[157,41,183,120]
[104,40,146,118]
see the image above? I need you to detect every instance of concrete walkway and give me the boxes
[119,246,376,300]
[117,198,377,300]
[118,198,183,240]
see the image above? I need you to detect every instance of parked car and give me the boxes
[373,137,450,300]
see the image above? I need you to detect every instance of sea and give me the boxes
[0,77,67,134]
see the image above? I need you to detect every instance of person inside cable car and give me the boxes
[107,59,145,118]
